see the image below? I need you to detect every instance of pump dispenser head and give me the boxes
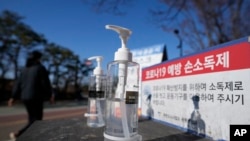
[105,25,132,62]
[88,56,103,76]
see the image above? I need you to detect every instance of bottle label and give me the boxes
[125,91,138,104]
[89,91,105,98]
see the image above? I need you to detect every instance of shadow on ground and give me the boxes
[148,132,212,141]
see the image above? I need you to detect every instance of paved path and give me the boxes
[0,101,87,141]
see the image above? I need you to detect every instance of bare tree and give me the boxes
[0,10,46,79]
[42,43,93,98]
[0,10,93,100]
[82,0,133,15]
[150,0,250,51]
[82,0,250,52]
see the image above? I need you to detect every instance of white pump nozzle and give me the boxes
[105,25,132,62]
[88,56,103,76]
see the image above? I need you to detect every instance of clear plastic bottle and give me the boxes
[87,75,106,127]
[105,61,139,137]
[85,56,106,128]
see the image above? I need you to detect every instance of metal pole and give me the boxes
[174,29,183,57]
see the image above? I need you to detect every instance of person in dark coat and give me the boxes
[8,50,54,139]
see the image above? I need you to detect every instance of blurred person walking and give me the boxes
[8,50,54,140]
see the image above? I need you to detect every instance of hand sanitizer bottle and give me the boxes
[84,56,106,127]
[104,25,142,141]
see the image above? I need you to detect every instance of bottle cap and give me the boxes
[88,56,103,76]
[105,25,132,62]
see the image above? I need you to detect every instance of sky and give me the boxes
[0,0,187,71]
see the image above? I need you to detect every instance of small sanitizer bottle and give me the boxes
[84,56,106,127]
[104,25,142,141]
